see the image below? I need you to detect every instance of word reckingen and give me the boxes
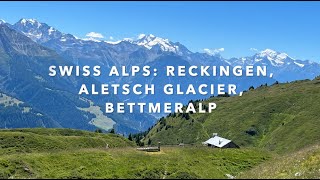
[166,65,267,77]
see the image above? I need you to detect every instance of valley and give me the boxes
[0,76,320,179]
[0,23,155,134]
[0,4,319,179]
[2,18,319,133]
[77,99,116,131]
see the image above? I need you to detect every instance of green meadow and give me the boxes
[0,78,319,179]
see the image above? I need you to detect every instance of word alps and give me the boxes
[48,65,152,77]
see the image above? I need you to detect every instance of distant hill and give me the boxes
[0,128,134,154]
[144,77,320,153]
[0,92,61,128]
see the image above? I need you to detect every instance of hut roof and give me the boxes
[204,136,231,148]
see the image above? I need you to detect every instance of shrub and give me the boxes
[109,128,115,134]
[95,129,103,133]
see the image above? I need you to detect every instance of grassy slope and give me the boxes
[240,145,320,179]
[0,128,135,154]
[0,146,270,179]
[1,78,320,178]
[0,128,270,179]
[145,78,320,153]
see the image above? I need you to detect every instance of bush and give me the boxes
[135,168,164,179]
[109,128,115,134]
[95,129,103,133]
[245,127,258,136]
[218,93,230,97]
[273,81,279,85]
[128,134,133,141]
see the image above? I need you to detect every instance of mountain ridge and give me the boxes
[6,18,319,82]
[143,77,320,153]
[0,23,155,134]
[0,18,319,132]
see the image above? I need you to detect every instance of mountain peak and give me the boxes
[259,49,279,56]
[19,18,41,26]
[104,33,191,55]
[13,18,63,43]
[134,33,180,53]
[138,33,155,40]
[0,23,54,57]
[136,34,166,45]
[258,49,289,58]
[256,49,290,65]
[0,19,6,24]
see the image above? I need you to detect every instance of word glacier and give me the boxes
[79,83,238,95]
[105,102,217,114]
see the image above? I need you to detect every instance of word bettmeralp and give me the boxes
[105,102,217,114]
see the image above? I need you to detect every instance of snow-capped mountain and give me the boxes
[13,18,83,48]
[229,49,320,82]
[5,18,320,83]
[11,19,173,65]
[12,19,191,56]
[13,19,65,43]
[231,49,312,67]
[131,34,192,56]
[0,23,156,134]
[0,20,12,28]
[256,49,291,66]
[105,33,192,56]
[1,18,320,120]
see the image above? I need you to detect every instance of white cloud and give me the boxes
[203,48,225,55]
[203,48,212,54]
[86,32,104,39]
[109,36,114,40]
[250,48,258,52]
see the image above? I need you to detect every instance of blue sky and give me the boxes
[1,1,320,61]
